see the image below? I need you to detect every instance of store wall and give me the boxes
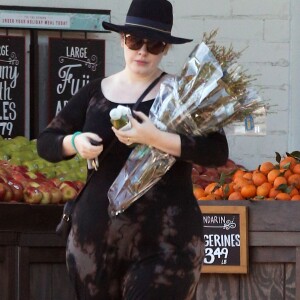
[1,0,299,169]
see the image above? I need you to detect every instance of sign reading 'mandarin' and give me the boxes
[48,38,105,121]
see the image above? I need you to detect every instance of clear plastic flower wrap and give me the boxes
[107,31,267,216]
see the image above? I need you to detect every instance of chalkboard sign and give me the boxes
[48,38,105,121]
[200,205,248,273]
[0,36,25,138]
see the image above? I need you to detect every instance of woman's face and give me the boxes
[121,34,169,76]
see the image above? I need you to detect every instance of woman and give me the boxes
[37,0,228,299]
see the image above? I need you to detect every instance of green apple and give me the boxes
[38,167,56,179]
[9,156,23,166]
[0,147,11,160]
[12,135,30,146]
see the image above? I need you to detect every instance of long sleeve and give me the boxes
[37,78,102,163]
[179,129,229,167]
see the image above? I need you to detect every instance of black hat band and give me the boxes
[125,16,172,34]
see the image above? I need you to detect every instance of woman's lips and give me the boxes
[135,60,147,65]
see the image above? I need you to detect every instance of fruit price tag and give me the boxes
[200,205,248,274]
[0,36,26,138]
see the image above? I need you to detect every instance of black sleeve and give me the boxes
[37,78,102,163]
[178,129,229,167]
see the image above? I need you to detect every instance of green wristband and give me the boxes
[71,131,82,152]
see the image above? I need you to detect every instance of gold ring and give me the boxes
[127,137,130,143]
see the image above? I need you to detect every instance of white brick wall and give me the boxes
[1,0,299,169]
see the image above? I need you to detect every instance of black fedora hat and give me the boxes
[102,0,192,44]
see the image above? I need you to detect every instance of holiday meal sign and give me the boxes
[0,36,25,138]
[200,205,248,273]
[48,38,105,121]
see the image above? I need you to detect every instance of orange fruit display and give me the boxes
[193,185,206,200]
[252,171,267,186]
[267,169,281,184]
[279,156,297,170]
[291,194,300,201]
[193,152,300,201]
[204,182,219,195]
[232,169,246,181]
[241,184,257,199]
[287,174,300,189]
[269,187,280,199]
[275,192,291,201]
[273,176,287,188]
[259,161,274,175]
[228,191,244,200]
[256,182,272,197]
[292,164,300,175]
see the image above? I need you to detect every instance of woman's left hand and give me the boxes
[111,110,158,146]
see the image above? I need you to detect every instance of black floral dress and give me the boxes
[37,78,228,300]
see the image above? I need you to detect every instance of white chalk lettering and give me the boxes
[204,234,240,247]
[66,46,88,58]
[56,64,90,95]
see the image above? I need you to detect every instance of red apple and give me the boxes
[9,170,31,188]
[0,183,7,200]
[73,180,85,192]
[7,179,24,202]
[191,168,199,176]
[193,164,205,174]
[11,165,29,174]
[0,166,9,177]
[50,186,63,204]
[23,186,42,204]
[35,171,47,180]
[48,177,63,188]
[38,183,52,205]
[59,181,78,202]
[0,182,13,202]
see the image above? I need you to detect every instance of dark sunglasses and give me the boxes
[124,34,167,55]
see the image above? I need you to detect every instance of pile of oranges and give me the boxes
[194,154,300,201]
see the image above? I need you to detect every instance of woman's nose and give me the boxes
[138,43,148,54]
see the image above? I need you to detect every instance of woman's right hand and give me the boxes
[63,132,103,159]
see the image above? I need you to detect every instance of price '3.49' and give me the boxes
[204,247,229,264]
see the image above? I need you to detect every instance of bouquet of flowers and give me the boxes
[107,30,266,216]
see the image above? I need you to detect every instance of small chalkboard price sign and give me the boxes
[200,205,248,274]
[48,38,105,121]
[0,36,25,138]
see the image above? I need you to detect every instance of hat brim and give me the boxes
[102,21,192,44]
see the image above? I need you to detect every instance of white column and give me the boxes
[289,0,300,151]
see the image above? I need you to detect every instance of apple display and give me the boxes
[0,136,88,204]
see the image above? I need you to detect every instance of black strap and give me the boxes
[132,71,166,111]
[70,72,166,207]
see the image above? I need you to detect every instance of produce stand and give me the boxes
[0,201,300,300]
